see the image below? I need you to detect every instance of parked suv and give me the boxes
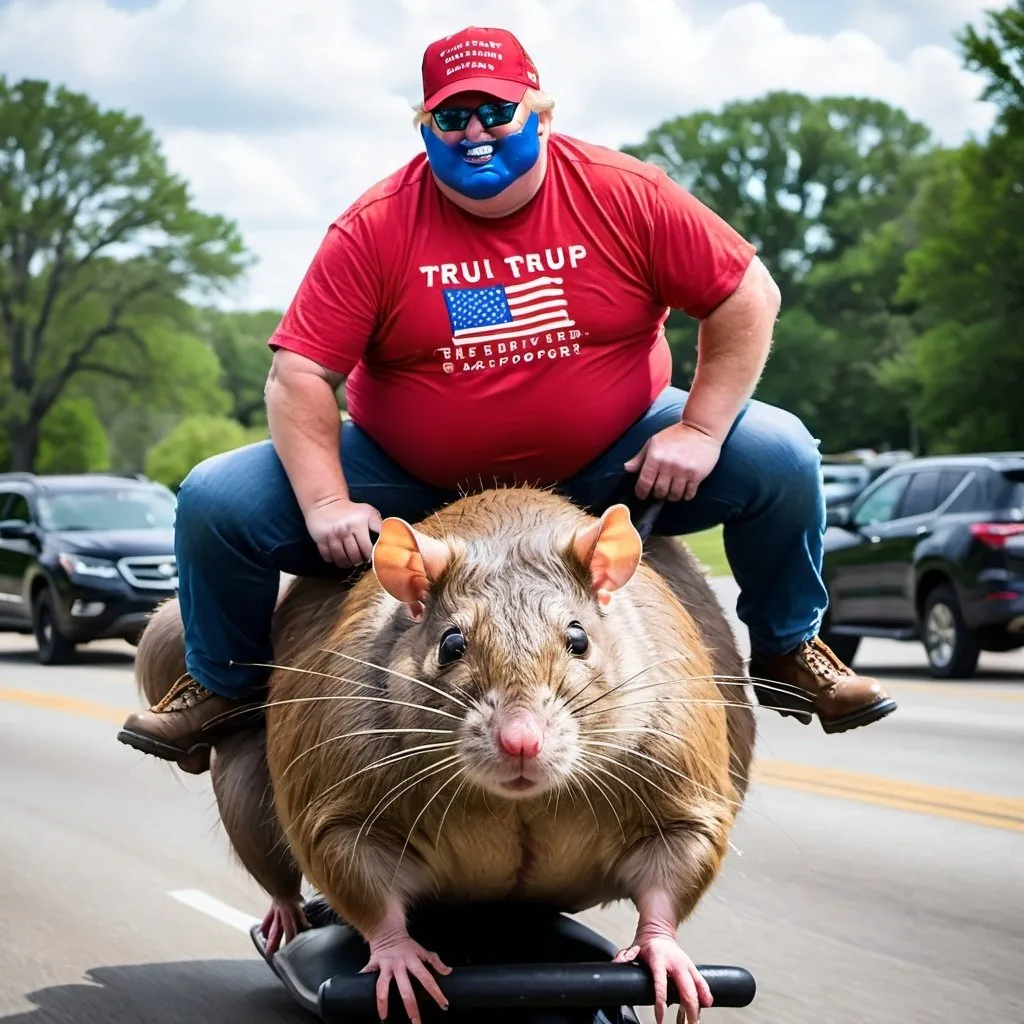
[821,452,1024,677]
[0,472,177,664]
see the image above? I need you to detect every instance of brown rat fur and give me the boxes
[133,486,755,955]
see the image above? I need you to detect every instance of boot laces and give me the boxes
[154,675,211,712]
[803,637,853,682]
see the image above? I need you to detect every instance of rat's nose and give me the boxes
[498,714,544,759]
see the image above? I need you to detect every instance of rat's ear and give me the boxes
[372,518,450,612]
[570,504,642,604]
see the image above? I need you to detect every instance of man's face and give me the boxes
[421,90,544,201]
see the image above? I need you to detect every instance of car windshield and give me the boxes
[36,487,177,532]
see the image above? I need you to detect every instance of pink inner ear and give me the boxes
[572,505,642,594]
[372,518,450,606]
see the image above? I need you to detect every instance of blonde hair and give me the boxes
[412,88,555,129]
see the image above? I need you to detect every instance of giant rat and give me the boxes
[132,486,756,1024]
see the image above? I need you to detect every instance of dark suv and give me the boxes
[820,452,1024,678]
[0,472,177,664]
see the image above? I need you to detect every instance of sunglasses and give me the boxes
[432,100,520,133]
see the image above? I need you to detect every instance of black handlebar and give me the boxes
[318,961,755,1016]
[631,497,665,542]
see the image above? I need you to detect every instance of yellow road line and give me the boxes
[3,686,1023,833]
[753,760,1024,833]
[0,686,127,724]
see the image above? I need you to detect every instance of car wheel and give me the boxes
[32,588,77,666]
[922,583,980,679]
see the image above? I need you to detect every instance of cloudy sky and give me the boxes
[0,0,1000,312]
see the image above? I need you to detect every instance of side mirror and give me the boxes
[825,506,852,529]
[0,518,35,540]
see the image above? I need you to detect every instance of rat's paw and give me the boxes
[362,933,452,1024]
[259,898,310,957]
[613,936,712,1024]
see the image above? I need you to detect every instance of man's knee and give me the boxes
[734,402,821,478]
[176,442,279,551]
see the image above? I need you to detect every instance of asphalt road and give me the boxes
[0,578,1022,1024]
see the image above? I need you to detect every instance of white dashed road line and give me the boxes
[168,888,260,934]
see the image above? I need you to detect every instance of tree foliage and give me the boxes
[0,76,251,470]
[623,91,936,451]
[144,414,267,491]
[887,1,1024,451]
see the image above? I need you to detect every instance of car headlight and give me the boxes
[58,552,121,579]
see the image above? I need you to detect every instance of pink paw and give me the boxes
[361,933,452,1024]
[259,898,309,957]
[614,935,712,1024]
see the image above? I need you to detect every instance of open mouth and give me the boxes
[500,775,538,793]
[463,143,494,165]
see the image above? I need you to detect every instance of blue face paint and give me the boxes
[421,111,541,200]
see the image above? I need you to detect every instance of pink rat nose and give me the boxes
[498,714,544,759]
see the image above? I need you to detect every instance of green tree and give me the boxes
[191,307,282,426]
[622,92,935,451]
[0,77,251,470]
[80,323,235,471]
[144,414,263,491]
[890,1,1024,451]
[35,397,111,473]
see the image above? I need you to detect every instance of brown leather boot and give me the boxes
[117,675,261,764]
[749,635,897,734]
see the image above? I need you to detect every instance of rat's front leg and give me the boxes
[360,894,452,1024]
[302,824,451,1024]
[613,888,712,1024]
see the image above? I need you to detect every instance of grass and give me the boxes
[680,524,730,577]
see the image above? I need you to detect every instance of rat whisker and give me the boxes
[582,739,744,812]
[568,673,815,721]
[391,766,468,887]
[320,646,471,707]
[356,756,464,852]
[572,762,625,840]
[434,775,472,848]
[581,744,695,805]
[586,724,751,787]
[280,727,455,778]
[225,688,466,724]
[295,746,461,830]
[608,672,815,706]
[564,654,694,713]
[575,696,784,721]
[583,758,669,850]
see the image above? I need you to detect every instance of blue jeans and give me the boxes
[173,387,827,700]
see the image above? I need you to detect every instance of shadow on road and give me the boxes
[7,960,308,1024]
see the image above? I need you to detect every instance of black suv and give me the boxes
[0,472,177,664]
[820,452,1024,678]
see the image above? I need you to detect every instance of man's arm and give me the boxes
[265,349,350,517]
[681,255,781,444]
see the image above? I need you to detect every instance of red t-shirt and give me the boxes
[269,133,756,490]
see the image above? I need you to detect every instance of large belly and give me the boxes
[345,341,672,490]
[415,800,627,911]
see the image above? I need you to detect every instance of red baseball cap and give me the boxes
[421,26,540,111]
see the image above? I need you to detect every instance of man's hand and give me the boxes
[305,496,383,567]
[624,422,722,502]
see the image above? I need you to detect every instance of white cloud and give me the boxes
[0,0,998,311]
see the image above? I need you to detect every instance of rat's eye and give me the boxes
[565,621,589,656]
[438,626,466,667]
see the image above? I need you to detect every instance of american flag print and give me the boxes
[442,276,576,345]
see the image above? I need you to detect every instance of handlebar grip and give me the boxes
[317,962,756,1016]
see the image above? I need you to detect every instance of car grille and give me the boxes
[117,555,178,590]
